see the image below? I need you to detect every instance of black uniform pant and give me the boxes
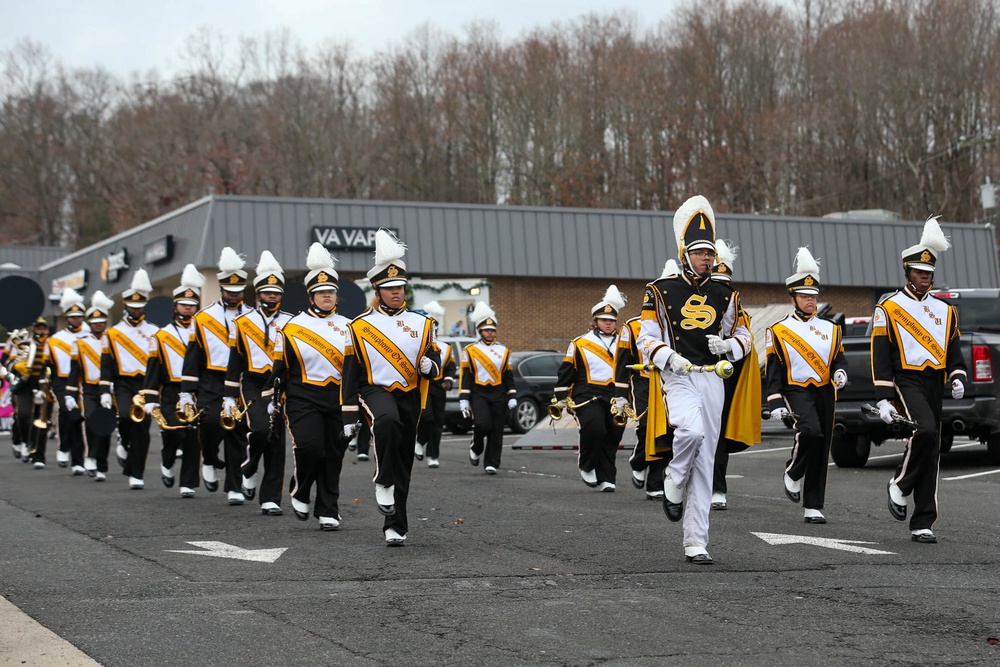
[893,372,944,531]
[81,386,110,473]
[783,384,836,510]
[288,404,346,519]
[159,384,200,489]
[471,394,506,469]
[115,380,151,480]
[417,385,446,459]
[57,397,85,466]
[240,385,285,506]
[627,377,650,473]
[355,421,371,455]
[199,394,248,493]
[361,386,420,536]
[13,388,37,452]
[575,397,624,485]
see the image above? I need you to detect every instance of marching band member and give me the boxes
[459,302,515,475]
[180,248,251,504]
[766,247,846,524]
[342,230,440,546]
[141,265,204,497]
[266,243,351,527]
[100,269,159,489]
[556,285,628,491]
[69,291,114,480]
[225,251,292,514]
[872,217,966,543]
[47,288,89,474]
[619,261,679,501]
[415,300,456,468]
[8,318,51,467]
[637,195,751,564]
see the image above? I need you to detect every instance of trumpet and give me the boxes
[610,399,647,427]
[130,394,147,422]
[547,396,597,421]
[221,399,253,431]
[628,360,735,379]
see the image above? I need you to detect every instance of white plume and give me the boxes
[90,290,114,312]
[255,250,283,275]
[180,264,205,290]
[715,239,737,267]
[130,269,153,294]
[469,301,496,327]
[306,242,336,271]
[660,259,680,279]
[601,285,626,311]
[920,215,951,253]
[218,247,246,273]
[423,300,445,321]
[59,287,85,312]
[793,247,821,276]
[373,229,406,265]
[672,195,715,252]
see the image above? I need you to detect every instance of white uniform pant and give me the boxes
[663,371,724,549]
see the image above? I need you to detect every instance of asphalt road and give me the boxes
[2,422,1000,667]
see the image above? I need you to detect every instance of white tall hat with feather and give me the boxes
[366,229,408,288]
[673,195,717,260]
[470,301,498,331]
[902,215,951,272]
[785,247,821,295]
[423,300,445,323]
[217,247,248,292]
[86,290,114,323]
[173,264,205,306]
[659,259,680,279]
[59,287,86,316]
[122,269,153,308]
[253,251,285,293]
[304,242,339,293]
[712,239,737,282]
[591,285,627,320]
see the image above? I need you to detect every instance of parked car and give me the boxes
[443,349,563,434]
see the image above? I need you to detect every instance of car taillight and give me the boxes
[973,344,993,382]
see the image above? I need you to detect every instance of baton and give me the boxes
[862,403,918,429]
[629,360,734,379]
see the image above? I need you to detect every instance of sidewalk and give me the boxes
[0,596,100,667]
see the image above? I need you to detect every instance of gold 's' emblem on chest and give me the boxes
[680,294,717,330]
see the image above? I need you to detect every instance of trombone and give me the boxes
[131,394,183,430]
[547,396,596,421]
[221,399,253,431]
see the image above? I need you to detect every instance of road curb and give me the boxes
[0,595,100,666]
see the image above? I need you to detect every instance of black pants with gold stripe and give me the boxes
[361,386,419,537]
[893,372,944,532]
[783,384,835,510]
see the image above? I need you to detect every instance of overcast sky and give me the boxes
[2,0,694,79]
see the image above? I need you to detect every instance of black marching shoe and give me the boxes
[887,480,907,521]
[375,484,396,516]
[783,472,801,504]
[661,471,683,522]
[291,498,310,521]
[911,530,937,544]
[686,553,714,565]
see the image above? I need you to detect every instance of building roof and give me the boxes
[36,195,1000,294]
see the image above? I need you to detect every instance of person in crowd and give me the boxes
[47,288,89,473]
[67,291,115,480]
[766,247,846,524]
[459,302,515,475]
[871,216,966,543]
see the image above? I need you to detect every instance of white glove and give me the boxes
[459,399,470,413]
[877,399,899,424]
[613,396,628,412]
[64,396,78,411]
[267,402,279,416]
[507,398,517,410]
[343,423,357,440]
[769,407,789,421]
[144,402,159,415]
[222,397,237,413]
[833,369,848,390]
[33,390,45,405]
[668,352,691,376]
[179,392,195,409]
[952,379,965,400]
[706,335,730,356]
[419,356,433,375]
[100,393,113,409]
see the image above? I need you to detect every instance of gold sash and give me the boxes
[645,369,671,460]
[352,322,417,385]
[78,341,101,379]
[201,316,229,345]
[160,332,188,359]
[885,303,946,365]
[286,324,344,371]
[239,318,272,354]
[467,346,502,384]
[576,338,614,366]
[773,324,830,379]
[109,329,148,367]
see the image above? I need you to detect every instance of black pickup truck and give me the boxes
[831,288,1000,467]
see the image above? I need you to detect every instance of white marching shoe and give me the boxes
[385,528,406,546]
[128,477,144,489]
[227,491,245,505]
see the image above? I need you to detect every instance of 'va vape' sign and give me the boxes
[311,227,398,251]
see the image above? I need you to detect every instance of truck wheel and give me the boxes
[831,433,871,468]
[987,433,1000,465]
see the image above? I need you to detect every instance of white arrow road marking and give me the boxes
[752,532,897,555]
[167,541,287,563]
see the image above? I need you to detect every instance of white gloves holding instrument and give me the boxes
[459,399,471,413]
[507,398,517,410]
[877,399,899,424]
[144,402,159,415]
[952,379,965,400]
[668,352,691,376]
[100,393,113,409]
[419,356,433,375]
[222,397,237,413]
[769,407,789,421]
[706,335,731,356]
[612,396,628,412]
[179,392,195,410]
[64,396,78,411]
[833,369,848,390]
